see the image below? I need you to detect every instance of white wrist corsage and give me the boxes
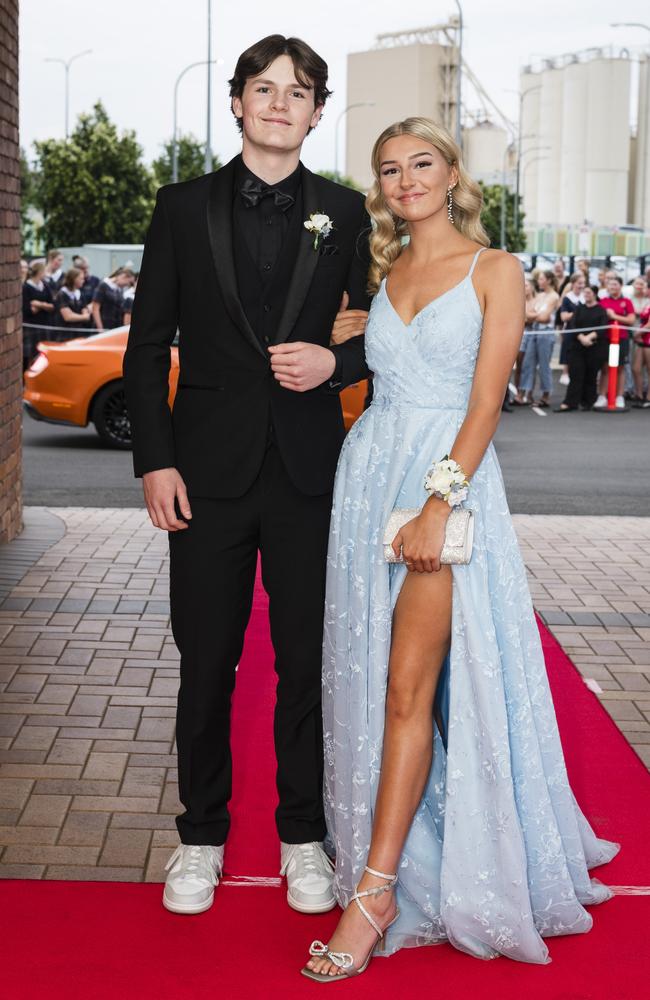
[304,212,334,251]
[424,455,469,508]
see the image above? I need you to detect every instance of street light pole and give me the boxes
[44,49,92,139]
[515,85,541,231]
[521,155,549,201]
[453,1,463,147]
[173,60,218,183]
[205,0,213,174]
[334,102,375,180]
[500,143,514,249]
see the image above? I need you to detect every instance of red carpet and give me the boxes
[3,578,650,1000]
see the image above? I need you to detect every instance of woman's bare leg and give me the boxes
[306,565,452,977]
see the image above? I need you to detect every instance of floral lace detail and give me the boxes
[323,251,619,964]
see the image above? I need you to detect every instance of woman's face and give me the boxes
[633,277,647,296]
[525,279,534,299]
[583,286,596,306]
[379,134,457,225]
[537,272,549,291]
[74,272,85,290]
[573,275,586,294]
[20,260,28,281]
[553,260,564,277]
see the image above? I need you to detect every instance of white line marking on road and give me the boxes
[584,677,603,694]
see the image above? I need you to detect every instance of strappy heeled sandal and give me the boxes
[300,865,399,983]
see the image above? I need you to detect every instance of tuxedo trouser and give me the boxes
[169,440,332,846]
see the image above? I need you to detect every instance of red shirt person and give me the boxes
[595,273,635,408]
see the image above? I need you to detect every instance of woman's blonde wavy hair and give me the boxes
[366,117,490,294]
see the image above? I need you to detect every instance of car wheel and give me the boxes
[92,380,132,449]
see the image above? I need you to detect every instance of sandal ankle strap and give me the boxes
[364,865,397,884]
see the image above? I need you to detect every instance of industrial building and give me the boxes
[345,33,650,240]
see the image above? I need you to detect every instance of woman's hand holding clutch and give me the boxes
[391,499,451,573]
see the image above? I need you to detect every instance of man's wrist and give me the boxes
[326,348,342,390]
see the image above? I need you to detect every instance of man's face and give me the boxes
[553,261,564,277]
[233,55,322,154]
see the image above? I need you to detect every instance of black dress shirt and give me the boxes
[233,158,301,276]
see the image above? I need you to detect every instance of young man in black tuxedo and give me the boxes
[123,35,370,915]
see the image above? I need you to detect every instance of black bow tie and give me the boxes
[240,177,295,211]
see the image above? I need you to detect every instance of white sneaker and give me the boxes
[593,394,607,409]
[280,841,336,914]
[615,395,626,409]
[559,373,570,386]
[163,844,224,914]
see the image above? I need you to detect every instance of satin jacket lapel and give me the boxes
[273,164,321,345]
[206,158,267,359]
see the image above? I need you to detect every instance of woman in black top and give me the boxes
[555,284,609,411]
[54,268,93,331]
[91,267,134,330]
[22,260,55,327]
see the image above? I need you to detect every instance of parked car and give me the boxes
[23,327,367,448]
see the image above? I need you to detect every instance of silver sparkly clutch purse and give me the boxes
[383,507,474,565]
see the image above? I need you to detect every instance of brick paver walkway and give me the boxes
[1,508,649,882]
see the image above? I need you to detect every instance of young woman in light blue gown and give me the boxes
[302,118,619,982]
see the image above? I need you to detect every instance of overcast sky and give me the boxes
[19,0,649,174]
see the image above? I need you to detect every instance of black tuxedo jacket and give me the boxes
[123,155,372,497]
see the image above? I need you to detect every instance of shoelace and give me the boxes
[165,844,222,883]
[280,842,334,879]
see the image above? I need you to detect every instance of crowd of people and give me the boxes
[510,257,650,411]
[20,250,138,369]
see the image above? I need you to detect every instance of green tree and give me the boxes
[152,133,221,187]
[317,170,365,192]
[33,102,156,247]
[20,147,42,253]
[479,182,526,252]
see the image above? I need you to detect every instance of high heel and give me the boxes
[300,865,399,983]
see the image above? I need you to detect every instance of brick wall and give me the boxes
[0,0,22,544]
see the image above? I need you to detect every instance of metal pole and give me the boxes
[334,102,375,179]
[515,85,541,231]
[173,59,217,183]
[205,0,213,174]
[44,50,92,139]
[453,1,463,147]
[500,144,511,250]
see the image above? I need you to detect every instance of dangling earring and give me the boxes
[447,186,454,224]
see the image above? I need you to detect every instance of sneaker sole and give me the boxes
[162,888,215,914]
[287,890,337,914]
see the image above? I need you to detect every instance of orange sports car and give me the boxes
[23,328,368,448]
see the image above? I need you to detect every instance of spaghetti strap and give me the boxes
[468,246,488,278]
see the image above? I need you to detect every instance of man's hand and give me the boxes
[268,342,336,392]
[142,467,192,531]
[330,291,369,346]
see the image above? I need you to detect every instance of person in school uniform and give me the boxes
[91,267,134,330]
[54,268,93,332]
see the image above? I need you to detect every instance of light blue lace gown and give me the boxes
[322,248,619,964]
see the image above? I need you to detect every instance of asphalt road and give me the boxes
[21,383,650,515]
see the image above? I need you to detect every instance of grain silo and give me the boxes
[521,48,632,227]
[463,121,509,185]
[346,25,460,191]
[633,55,650,228]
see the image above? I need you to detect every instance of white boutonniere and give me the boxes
[304,212,334,251]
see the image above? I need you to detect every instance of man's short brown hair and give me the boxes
[229,34,332,134]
